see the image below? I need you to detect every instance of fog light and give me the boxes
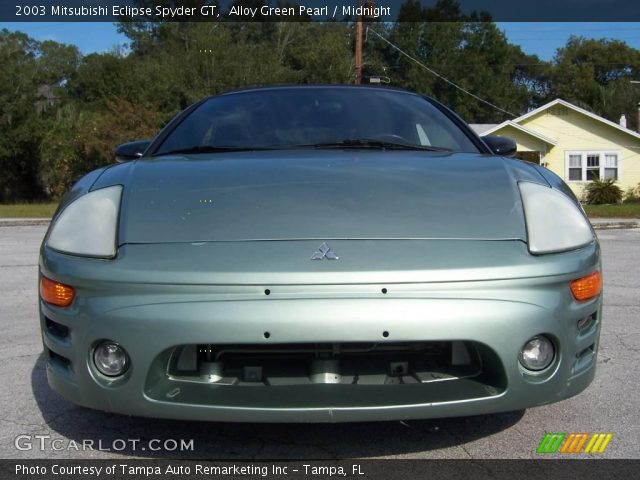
[93,341,128,377]
[519,335,555,371]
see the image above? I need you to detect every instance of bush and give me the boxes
[40,98,161,198]
[584,178,623,205]
[624,184,640,204]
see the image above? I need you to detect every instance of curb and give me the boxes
[0,219,51,227]
[592,222,640,230]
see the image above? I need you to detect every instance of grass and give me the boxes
[583,203,640,218]
[0,202,58,218]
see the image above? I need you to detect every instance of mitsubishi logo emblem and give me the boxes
[311,242,339,260]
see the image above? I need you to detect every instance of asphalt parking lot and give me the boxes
[0,225,638,459]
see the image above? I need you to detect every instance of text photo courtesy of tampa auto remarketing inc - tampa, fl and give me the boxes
[0,1,639,479]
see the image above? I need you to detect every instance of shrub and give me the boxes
[623,184,640,204]
[584,178,623,205]
[40,98,161,198]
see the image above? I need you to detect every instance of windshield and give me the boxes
[154,87,481,155]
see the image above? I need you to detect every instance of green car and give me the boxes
[39,86,602,422]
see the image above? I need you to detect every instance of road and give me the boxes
[0,226,638,459]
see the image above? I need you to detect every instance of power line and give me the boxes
[498,25,640,33]
[508,35,640,41]
[389,61,640,68]
[367,28,518,118]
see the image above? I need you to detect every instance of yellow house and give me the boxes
[471,99,640,198]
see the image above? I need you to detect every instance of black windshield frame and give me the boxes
[145,86,491,157]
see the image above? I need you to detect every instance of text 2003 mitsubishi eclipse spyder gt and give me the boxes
[39,85,602,422]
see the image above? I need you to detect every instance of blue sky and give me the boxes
[1,22,639,60]
[496,22,640,60]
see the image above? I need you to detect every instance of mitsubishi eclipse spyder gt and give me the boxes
[39,85,602,422]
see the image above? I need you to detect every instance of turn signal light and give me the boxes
[570,271,602,302]
[40,276,75,307]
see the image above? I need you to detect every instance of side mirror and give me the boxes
[483,135,517,157]
[115,140,151,163]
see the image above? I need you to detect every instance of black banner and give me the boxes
[2,460,639,480]
[2,0,640,22]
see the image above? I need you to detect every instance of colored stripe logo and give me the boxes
[537,433,612,454]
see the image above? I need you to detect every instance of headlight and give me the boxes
[519,182,593,254]
[46,185,122,258]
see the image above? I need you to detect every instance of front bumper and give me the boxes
[39,240,602,422]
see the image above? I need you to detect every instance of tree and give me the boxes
[280,22,353,83]
[4,0,640,202]
[549,36,640,130]
[0,30,80,201]
[380,2,542,122]
[40,99,160,198]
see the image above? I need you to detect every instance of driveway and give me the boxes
[1,226,638,459]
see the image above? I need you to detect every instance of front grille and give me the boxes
[165,341,496,387]
[144,341,506,408]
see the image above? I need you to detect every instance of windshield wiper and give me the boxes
[153,140,451,156]
[153,145,273,156]
[296,139,451,151]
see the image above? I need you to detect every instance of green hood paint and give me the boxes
[107,150,543,245]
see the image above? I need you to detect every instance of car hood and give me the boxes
[111,150,534,244]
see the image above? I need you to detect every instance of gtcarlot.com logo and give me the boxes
[14,435,194,452]
[537,432,613,454]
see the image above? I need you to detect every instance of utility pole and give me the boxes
[632,81,640,133]
[354,0,363,84]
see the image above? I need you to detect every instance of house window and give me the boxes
[565,151,621,182]
[604,154,618,180]
[568,154,582,180]
[586,154,600,180]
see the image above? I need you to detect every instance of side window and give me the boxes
[415,124,431,146]
[417,120,460,150]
